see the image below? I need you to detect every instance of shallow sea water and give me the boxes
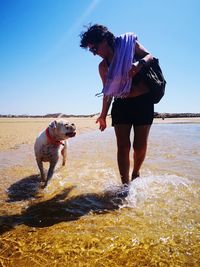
[0,123,200,266]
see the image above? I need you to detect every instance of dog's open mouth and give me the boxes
[66,132,76,138]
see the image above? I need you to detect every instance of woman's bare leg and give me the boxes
[114,124,132,184]
[132,125,151,180]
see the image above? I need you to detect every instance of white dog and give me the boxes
[34,120,76,188]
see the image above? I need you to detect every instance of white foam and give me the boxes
[103,173,193,209]
[132,174,191,206]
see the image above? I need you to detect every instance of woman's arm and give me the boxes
[128,41,153,78]
[135,41,153,63]
[96,60,112,131]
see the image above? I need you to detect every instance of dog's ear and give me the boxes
[49,120,57,129]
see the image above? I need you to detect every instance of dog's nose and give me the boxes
[71,123,76,129]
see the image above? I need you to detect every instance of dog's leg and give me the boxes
[36,159,45,183]
[61,141,67,166]
[45,160,57,187]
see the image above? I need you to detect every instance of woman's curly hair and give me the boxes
[80,24,115,49]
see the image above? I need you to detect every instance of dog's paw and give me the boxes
[39,181,47,189]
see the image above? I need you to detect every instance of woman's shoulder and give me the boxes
[98,59,108,84]
[99,59,108,74]
[99,59,107,69]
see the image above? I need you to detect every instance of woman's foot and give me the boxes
[116,183,129,198]
[131,172,140,181]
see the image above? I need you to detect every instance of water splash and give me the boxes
[120,174,193,209]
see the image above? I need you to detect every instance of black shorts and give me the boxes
[111,93,154,126]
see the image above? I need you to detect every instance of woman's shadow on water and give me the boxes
[1,176,128,234]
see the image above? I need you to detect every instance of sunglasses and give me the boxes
[89,43,99,55]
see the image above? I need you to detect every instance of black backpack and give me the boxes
[132,57,166,104]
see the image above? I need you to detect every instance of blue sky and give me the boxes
[0,0,199,115]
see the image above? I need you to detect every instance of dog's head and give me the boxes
[49,120,76,140]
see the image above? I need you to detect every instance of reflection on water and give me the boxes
[0,124,200,266]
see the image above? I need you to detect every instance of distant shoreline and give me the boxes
[1,112,200,119]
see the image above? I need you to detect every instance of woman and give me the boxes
[80,24,154,185]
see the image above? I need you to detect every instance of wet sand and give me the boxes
[154,117,200,124]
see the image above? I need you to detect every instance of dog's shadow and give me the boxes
[6,175,41,202]
[1,183,128,234]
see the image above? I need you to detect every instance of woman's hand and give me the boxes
[96,116,107,131]
[128,61,143,78]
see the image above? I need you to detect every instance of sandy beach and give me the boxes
[0,116,105,152]
[0,116,200,152]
